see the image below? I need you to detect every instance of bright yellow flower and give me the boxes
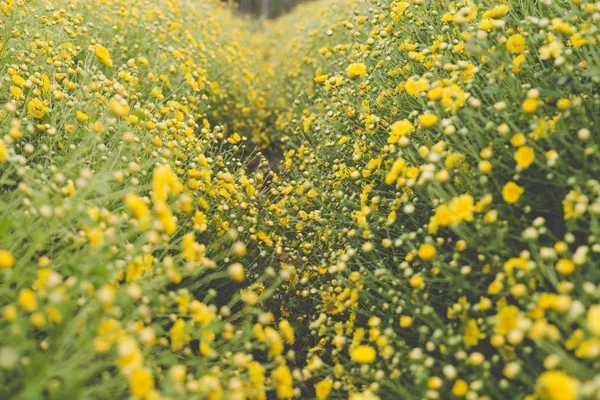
[418,243,436,261]
[410,275,424,288]
[464,319,483,347]
[95,45,113,67]
[0,141,7,163]
[228,262,244,281]
[271,364,293,399]
[279,319,295,344]
[0,250,15,269]
[514,146,535,169]
[27,98,48,119]
[506,34,526,53]
[388,119,414,143]
[129,368,154,398]
[11,75,25,87]
[399,315,413,328]
[346,63,367,78]
[556,259,575,275]
[536,371,579,400]
[452,380,468,397]
[418,114,438,128]
[450,194,474,223]
[502,182,524,204]
[109,99,130,117]
[557,98,571,110]
[350,345,377,364]
[587,305,600,336]
[18,289,37,312]
[495,305,519,335]
[76,111,88,122]
[523,98,538,113]
[315,378,333,399]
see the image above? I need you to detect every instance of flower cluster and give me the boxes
[0,0,287,398]
[257,0,600,398]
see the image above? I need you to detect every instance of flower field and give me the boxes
[1,0,600,398]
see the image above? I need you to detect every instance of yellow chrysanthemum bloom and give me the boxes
[95,45,113,67]
[350,345,377,364]
[346,63,367,78]
[502,182,525,204]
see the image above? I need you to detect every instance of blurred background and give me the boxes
[226,0,307,18]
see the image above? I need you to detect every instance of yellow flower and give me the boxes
[399,315,413,328]
[587,305,600,336]
[418,114,438,128]
[350,345,376,364]
[76,111,88,122]
[11,75,25,87]
[193,211,208,232]
[536,371,579,400]
[170,319,187,351]
[109,99,130,117]
[418,243,436,261]
[31,312,45,328]
[506,34,526,53]
[449,194,474,223]
[279,319,295,344]
[464,319,483,347]
[271,364,293,399]
[410,275,424,288]
[514,146,535,169]
[232,241,247,257]
[427,86,442,101]
[523,98,538,114]
[556,259,575,275]
[315,378,333,399]
[0,140,7,163]
[41,73,50,93]
[265,327,284,357]
[0,250,15,269]
[95,45,113,67]
[151,87,164,100]
[4,304,17,322]
[169,365,186,383]
[495,305,519,335]
[27,98,48,119]
[569,33,589,48]
[129,368,154,398]
[512,54,526,73]
[228,262,244,281]
[502,182,524,204]
[227,132,242,144]
[557,98,571,110]
[346,63,367,78]
[385,158,406,185]
[18,289,37,312]
[405,77,429,96]
[388,119,414,144]
[510,133,526,147]
[428,204,454,233]
[575,338,600,358]
[124,194,150,230]
[91,120,104,134]
[190,301,215,326]
[182,233,203,263]
[452,379,468,397]
[539,40,563,60]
